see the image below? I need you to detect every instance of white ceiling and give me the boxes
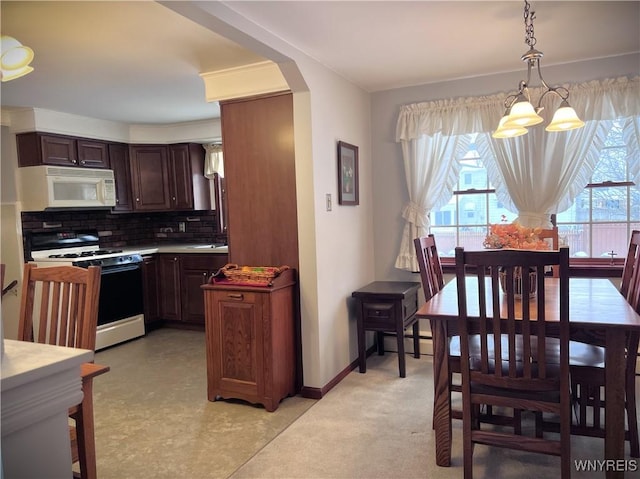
[1,1,639,125]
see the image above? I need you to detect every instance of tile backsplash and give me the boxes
[21,209,226,255]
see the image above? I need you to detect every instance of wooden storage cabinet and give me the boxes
[16,132,110,168]
[180,254,228,325]
[77,139,110,168]
[129,145,171,211]
[157,255,181,321]
[156,253,228,325]
[128,143,210,212]
[142,256,160,324]
[109,142,133,212]
[203,269,296,411]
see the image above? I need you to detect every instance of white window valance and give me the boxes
[394,76,640,271]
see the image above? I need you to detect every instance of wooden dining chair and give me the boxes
[414,235,448,423]
[18,263,110,479]
[414,235,520,430]
[455,246,572,479]
[566,230,640,457]
[538,227,559,277]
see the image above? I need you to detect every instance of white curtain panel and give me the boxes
[394,76,640,271]
[203,143,224,179]
[393,133,459,271]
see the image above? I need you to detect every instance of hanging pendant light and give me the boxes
[1,35,35,82]
[493,1,584,138]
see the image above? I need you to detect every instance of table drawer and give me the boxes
[362,302,396,329]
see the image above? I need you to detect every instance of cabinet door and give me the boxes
[130,145,171,211]
[16,132,78,167]
[181,254,228,325]
[109,143,133,212]
[40,134,78,167]
[213,174,227,235]
[168,144,194,210]
[158,255,181,321]
[77,139,110,168]
[142,256,160,324]
[210,290,264,398]
[181,265,209,324]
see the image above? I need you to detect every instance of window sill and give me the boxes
[440,258,624,278]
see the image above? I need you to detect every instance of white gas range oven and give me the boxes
[27,230,146,350]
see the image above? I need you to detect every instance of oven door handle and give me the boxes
[100,263,142,275]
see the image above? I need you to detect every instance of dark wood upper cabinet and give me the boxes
[17,132,78,167]
[109,143,133,212]
[77,139,110,168]
[127,143,210,213]
[129,145,171,211]
[16,132,110,168]
[213,173,227,235]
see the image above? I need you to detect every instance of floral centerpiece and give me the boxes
[483,216,548,296]
[483,217,549,250]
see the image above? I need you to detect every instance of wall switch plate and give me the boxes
[326,194,332,211]
[178,222,186,232]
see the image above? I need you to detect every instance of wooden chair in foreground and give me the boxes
[567,230,640,457]
[18,263,111,479]
[455,247,572,479]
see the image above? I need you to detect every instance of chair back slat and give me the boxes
[19,263,101,351]
[413,234,444,301]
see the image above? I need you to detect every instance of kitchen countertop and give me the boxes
[123,244,229,255]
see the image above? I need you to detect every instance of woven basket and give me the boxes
[219,263,289,286]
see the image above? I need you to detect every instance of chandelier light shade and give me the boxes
[492,108,528,139]
[492,0,585,139]
[1,35,35,82]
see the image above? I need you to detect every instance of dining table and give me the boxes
[416,276,640,479]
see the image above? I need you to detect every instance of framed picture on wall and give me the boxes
[337,141,359,206]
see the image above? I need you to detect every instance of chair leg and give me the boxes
[72,378,98,479]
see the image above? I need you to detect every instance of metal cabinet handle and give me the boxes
[227,293,244,300]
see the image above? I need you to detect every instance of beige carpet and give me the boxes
[92,328,637,479]
[230,352,636,479]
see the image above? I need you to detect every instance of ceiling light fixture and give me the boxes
[492,0,584,139]
[1,35,35,82]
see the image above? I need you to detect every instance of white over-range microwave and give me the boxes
[19,165,117,211]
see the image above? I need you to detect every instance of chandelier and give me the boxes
[492,0,584,139]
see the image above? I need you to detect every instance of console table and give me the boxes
[352,281,421,377]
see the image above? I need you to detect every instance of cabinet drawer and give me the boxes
[216,291,257,303]
[362,302,396,329]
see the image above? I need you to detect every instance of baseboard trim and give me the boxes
[300,335,435,400]
[300,344,378,399]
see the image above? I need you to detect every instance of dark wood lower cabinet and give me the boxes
[181,254,228,325]
[154,253,228,326]
[203,269,296,412]
[158,255,182,321]
[142,256,160,325]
